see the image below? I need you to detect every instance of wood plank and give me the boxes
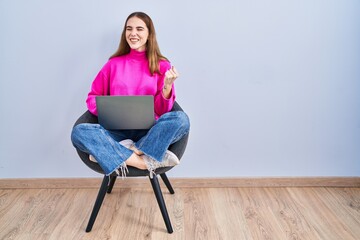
[207,188,252,239]
[262,187,322,239]
[182,188,223,239]
[237,188,286,239]
[287,188,359,240]
[314,188,360,238]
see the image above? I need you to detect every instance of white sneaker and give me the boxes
[120,139,179,166]
[89,139,134,163]
[119,139,135,149]
[119,139,144,155]
[142,153,179,178]
[120,139,180,177]
[89,155,97,163]
[162,150,180,166]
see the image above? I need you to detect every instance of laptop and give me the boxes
[96,95,155,130]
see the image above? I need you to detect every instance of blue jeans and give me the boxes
[71,111,190,176]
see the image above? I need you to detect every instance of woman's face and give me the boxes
[125,17,149,52]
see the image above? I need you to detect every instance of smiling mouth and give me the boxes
[129,38,140,43]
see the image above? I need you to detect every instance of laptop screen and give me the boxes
[96,95,155,130]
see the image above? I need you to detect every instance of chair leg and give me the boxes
[86,175,109,232]
[149,175,174,234]
[160,173,175,194]
[107,175,117,194]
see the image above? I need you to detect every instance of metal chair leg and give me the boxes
[149,175,173,233]
[160,173,175,194]
[86,175,109,232]
[107,175,117,194]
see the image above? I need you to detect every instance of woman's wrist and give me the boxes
[163,84,172,90]
[162,84,172,99]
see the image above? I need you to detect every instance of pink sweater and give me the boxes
[86,49,175,119]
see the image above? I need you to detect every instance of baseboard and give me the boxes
[0,177,359,189]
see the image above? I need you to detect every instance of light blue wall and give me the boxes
[0,0,359,178]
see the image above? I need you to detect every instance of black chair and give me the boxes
[72,102,189,234]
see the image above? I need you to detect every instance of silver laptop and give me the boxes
[96,95,155,130]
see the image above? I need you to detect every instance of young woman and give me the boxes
[71,12,190,177]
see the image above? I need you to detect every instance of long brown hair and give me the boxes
[109,12,168,75]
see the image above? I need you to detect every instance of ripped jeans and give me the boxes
[71,111,190,176]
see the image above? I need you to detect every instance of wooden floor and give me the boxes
[0,180,359,240]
